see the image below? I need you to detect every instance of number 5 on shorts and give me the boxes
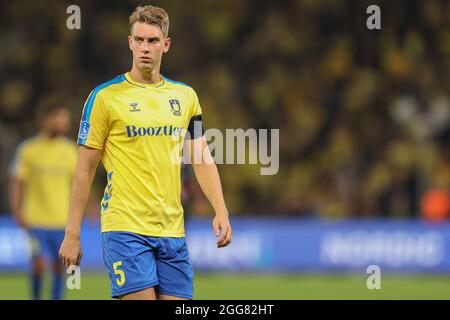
[113,261,126,286]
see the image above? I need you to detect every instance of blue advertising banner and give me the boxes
[1,216,450,273]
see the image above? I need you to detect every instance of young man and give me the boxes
[9,96,77,300]
[59,5,232,300]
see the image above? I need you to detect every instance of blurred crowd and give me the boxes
[0,0,449,219]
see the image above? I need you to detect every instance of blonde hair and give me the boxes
[129,5,169,38]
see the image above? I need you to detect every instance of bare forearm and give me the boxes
[65,166,96,237]
[192,161,232,247]
[192,162,228,215]
[185,130,232,247]
[9,178,23,219]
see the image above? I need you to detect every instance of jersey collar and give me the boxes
[124,72,165,88]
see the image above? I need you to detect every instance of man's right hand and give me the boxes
[59,233,83,268]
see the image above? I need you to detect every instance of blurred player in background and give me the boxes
[59,5,232,300]
[9,96,77,300]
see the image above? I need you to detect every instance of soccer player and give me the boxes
[59,5,232,300]
[9,96,77,300]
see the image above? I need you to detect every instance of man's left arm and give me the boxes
[184,136,232,248]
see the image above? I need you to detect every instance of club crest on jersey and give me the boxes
[79,121,90,139]
[129,102,140,112]
[169,99,182,116]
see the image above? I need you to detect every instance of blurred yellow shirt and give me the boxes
[77,73,203,237]
[11,135,77,229]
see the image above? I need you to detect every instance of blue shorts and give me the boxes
[101,232,194,299]
[28,228,65,261]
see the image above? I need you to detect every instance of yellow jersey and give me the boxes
[10,135,77,229]
[77,72,203,237]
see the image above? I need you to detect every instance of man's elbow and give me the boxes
[191,159,216,173]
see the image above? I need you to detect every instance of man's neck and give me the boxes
[39,130,58,139]
[129,65,161,84]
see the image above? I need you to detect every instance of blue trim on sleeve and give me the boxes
[78,74,125,144]
[81,75,125,122]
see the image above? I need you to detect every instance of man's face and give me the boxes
[44,108,71,136]
[128,22,171,71]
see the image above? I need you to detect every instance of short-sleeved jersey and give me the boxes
[77,72,203,237]
[10,135,78,229]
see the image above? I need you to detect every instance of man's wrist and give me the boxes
[215,209,229,217]
[65,228,81,239]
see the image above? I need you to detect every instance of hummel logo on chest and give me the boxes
[129,102,141,112]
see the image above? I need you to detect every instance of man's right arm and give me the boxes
[8,145,29,229]
[59,145,102,267]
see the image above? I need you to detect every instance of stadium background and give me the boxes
[0,0,449,299]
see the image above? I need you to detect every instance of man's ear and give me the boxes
[128,35,133,51]
[163,37,171,53]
